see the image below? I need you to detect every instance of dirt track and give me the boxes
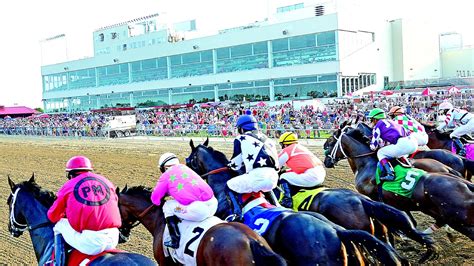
[0,136,472,265]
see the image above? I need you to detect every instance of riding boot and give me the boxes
[164,215,181,249]
[54,233,66,266]
[378,159,395,182]
[279,179,293,209]
[225,186,243,222]
[452,138,466,157]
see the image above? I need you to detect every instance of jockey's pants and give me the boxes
[163,197,218,222]
[227,167,279,194]
[280,165,326,187]
[411,131,429,146]
[450,119,474,138]
[377,136,418,160]
[53,218,119,255]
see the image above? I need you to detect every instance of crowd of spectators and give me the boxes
[1,92,472,139]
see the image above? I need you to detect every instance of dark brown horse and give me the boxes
[358,122,473,181]
[187,139,410,266]
[323,126,474,241]
[116,186,287,266]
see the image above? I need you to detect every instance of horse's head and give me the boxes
[116,185,155,243]
[323,126,372,168]
[7,174,55,238]
[186,138,229,177]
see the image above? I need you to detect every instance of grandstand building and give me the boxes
[41,1,386,112]
[42,1,474,112]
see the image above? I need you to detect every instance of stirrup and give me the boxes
[164,240,179,249]
[225,214,242,222]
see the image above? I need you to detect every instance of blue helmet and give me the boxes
[236,115,257,131]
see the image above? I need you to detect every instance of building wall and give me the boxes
[391,19,404,82]
[441,47,474,78]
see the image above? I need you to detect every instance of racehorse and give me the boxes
[323,126,474,241]
[187,139,409,266]
[188,139,437,262]
[357,122,473,181]
[7,175,156,266]
[117,185,287,266]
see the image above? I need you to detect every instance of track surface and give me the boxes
[0,136,471,265]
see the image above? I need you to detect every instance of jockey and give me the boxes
[227,115,280,219]
[436,101,473,157]
[278,132,326,208]
[47,156,121,265]
[151,153,218,249]
[388,106,428,146]
[367,108,418,181]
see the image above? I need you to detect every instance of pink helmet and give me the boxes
[65,156,93,172]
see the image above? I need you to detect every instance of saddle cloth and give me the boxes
[67,249,123,266]
[243,205,290,235]
[375,164,425,198]
[163,216,223,266]
[451,143,474,160]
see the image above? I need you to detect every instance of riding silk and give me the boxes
[393,114,429,146]
[227,132,280,193]
[279,143,326,187]
[151,164,214,206]
[47,172,121,232]
[370,119,408,150]
[228,132,280,173]
[375,165,425,198]
[243,206,290,235]
[452,143,474,160]
[163,216,223,266]
[437,108,473,130]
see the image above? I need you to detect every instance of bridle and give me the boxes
[8,188,51,235]
[122,203,157,230]
[327,126,375,163]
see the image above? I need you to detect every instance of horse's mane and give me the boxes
[123,185,152,197]
[200,145,230,164]
[19,180,57,208]
[346,128,370,145]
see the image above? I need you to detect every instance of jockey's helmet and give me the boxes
[236,115,257,132]
[388,106,405,117]
[367,108,386,120]
[279,132,298,146]
[159,153,180,173]
[438,101,453,111]
[65,156,93,172]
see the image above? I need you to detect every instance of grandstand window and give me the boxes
[172,91,214,104]
[291,76,318,84]
[218,86,270,102]
[272,38,289,52]
[217,42,269,73]
[317,31,336,46]
[68,68,96,90]
[130,57,167,82]
[290,35,316,50]
[231,44,252,57]
[274,78,290,85]
[98,63,129,86]
[255,80,269,86]
[318,74,337,81]
[170,50,213,78]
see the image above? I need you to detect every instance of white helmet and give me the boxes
[158,153,180,173]
[439,101,453,110]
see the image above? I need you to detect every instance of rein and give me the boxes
[328,126,375,161]
[9,188,51,233]
[127,204,157,229]
[201,166,230,178]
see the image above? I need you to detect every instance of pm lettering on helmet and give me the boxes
[73,177,111,206]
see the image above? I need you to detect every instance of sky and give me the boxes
[0,0,472,108]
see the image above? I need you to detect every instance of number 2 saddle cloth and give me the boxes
[163,216,223,266]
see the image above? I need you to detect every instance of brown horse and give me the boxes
[357,122,471,180]
[323,126,474,241]
[116,186,287,266]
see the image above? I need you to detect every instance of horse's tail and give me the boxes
[337,230,408,266]
[249,238,287,266]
